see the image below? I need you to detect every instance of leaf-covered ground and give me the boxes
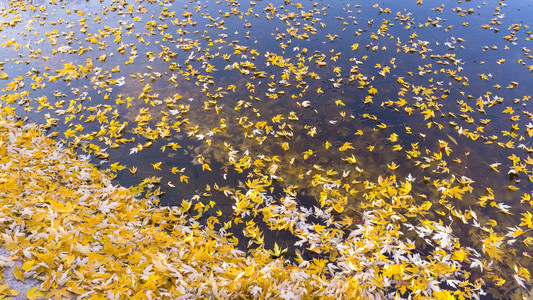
[0,102,527,299]
[0,108,332,299]
[1,0,533,299]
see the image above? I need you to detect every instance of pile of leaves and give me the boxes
[0,105,495,299]
[0,107,323,298]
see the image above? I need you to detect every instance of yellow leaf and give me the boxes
[13,265,24,282]
[269,242,286,257]
[520,212,533,229]
[129,166,137,175]
[228,236,239,246]
[181,200,192,212]
[26,286,46,300]
[49,200,76,214]
[68,284,86,295]
[45,288,71,299]
[335,99,345,106]
[332,203,344,213]
[434,290,455,300]
[452,250,467,262]
[339,142,354,152]
[110,162,126,172]
[343,154,357,164]
[387,161,399,171]
[486,219,498,227]
[180,174,189,183]
[382,264,404,278]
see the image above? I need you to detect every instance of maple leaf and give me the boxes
[110,162,126,172]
